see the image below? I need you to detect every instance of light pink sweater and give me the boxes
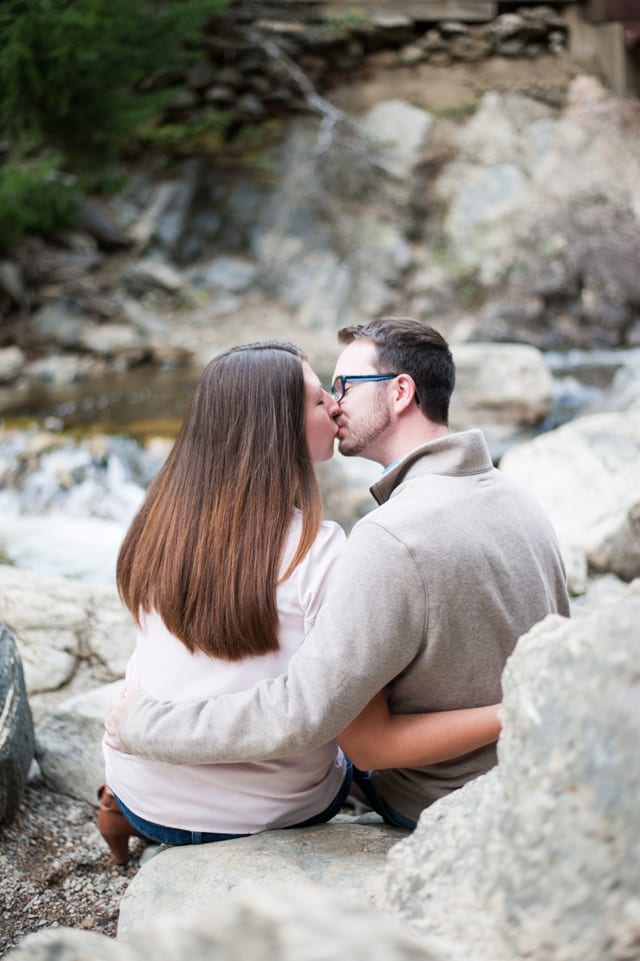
[103,511,347,833]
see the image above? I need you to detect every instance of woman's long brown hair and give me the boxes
[116,342,323,659]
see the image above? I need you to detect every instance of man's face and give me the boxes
[332,340,392,462]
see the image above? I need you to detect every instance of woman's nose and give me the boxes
[325,389,340,416]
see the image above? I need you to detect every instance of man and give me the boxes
[111,317,570,828]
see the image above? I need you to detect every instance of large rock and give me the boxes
[385,580,640,961]
[0,624,34,825]
[450,342,553,454]
[6,885,441,961]
[437,78,640,351]
[0,566,135,723]
[35,682,120,806]
[0,346,25,385]
[436,77,640,292]
[499,411,640,594]
[436,91,554,275]
[250,101,432,332]
[357,99,433,189]
[601,349,640,411]
[118,819,406,939]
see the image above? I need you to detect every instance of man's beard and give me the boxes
[337,397,391,458]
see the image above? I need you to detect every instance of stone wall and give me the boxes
[170,2,571,127]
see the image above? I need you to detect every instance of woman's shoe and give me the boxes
[97,784,142,865]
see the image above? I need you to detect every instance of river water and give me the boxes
[5,347,636,438]
[3,366,202,441]
[1,348,637,586]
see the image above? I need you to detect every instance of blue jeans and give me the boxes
[113,762,353,846]
[351,766,417,831]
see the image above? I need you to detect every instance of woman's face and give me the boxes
[303,361,339,463]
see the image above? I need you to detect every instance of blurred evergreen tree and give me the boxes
[0,0,228,245]
[0,0,227,165]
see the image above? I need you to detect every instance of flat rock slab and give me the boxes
[118,818,407,938]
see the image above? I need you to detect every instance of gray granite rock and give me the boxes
[385,580,640,961]
[9,884,442,961]
[0,346,25,385]
[35,682,120,806]
[500,411,640,593]
[0,566,135,723]
[6,928,124,961]
[118,819,407,939]
[0,623,34,825]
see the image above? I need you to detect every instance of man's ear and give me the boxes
[391,373,419,414]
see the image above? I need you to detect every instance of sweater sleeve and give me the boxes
[119,519,427,763]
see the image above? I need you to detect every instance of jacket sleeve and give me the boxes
[119,518,427,763]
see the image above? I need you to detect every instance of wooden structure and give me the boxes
[570,0,640,94]
[301,0,640,96]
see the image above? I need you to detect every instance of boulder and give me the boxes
[435,91,553,273]
[117,820,407,938]
[29,303,95,351]
[248,121,357,331]
[249,101,433,331]
[144,159,225,265]
[35,682,119,806]
[385,580,640,961]
[78,323,148,359]
[357,99,434,186]
[450,341,553,430]
[570,572,630,618]
[6,884,441,961]
[499,411,640,593]
[434,77,640,313]
[75,198,133,250]
[188,256,259,295]
[0,623,34,825]
[596,349,640,413]
[22,353,104,386]
[0,566,135,723]
[0,346,25,385]
[122,259,184,296]
[0,259,26,307]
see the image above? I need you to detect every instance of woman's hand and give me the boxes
[104,680,145,752]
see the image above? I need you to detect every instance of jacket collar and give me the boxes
[370,429,493,505]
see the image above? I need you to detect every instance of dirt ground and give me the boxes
[0,772,145,957]
[330,53,588,114]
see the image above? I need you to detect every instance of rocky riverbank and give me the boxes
[0,774,140,956]
[2,64,639,433]
[1,11,639,958]
[1,579,638,961]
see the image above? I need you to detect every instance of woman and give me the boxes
[100,342,500,863]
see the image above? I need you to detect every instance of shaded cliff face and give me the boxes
[0,7,638,428]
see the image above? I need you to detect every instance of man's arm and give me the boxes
[117,520,426,764]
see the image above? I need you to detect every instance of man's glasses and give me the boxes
[331,374,399,402]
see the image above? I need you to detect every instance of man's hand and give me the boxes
[104,680,145,752]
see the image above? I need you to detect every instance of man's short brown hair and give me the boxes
[338,317,455,424]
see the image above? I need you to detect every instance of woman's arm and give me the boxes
[337,692,501,770]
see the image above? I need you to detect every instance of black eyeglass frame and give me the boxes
[330,373,399,402]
